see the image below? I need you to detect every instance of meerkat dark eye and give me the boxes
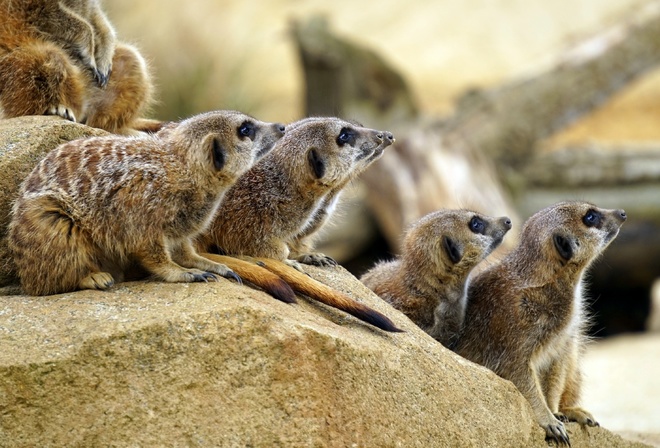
[582,209,602,228]
[469,216,486,235]
[238,121,256,140]
[336,127,356,146]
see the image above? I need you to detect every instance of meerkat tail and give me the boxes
[250,258,403,333]
[200,253,296,304]
[131,118,167,134]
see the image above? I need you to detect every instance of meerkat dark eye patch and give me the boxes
[582,209,603,228]
[553,234,573,261]
[237,121,256,140]
[443,236,463,264]
[212,137,226,171]
[308,148,325,179]
[469,216,486,235]
[336,127,357,146]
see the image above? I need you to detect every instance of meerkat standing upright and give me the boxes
[454,201,627,446]
[361,209,512,348]
[8,110,277,296]
[0,0,154,134]
[197,117,402,332]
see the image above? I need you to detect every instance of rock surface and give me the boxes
[0,116,108,285]
[0,264,649,447]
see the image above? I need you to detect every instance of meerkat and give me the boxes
[0,0,155,134]
[196,117,402,332]
[454,201,627,446]
[360,209,512,348]
[8,110,275,296]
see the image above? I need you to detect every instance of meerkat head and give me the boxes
[404,210,512,275]
[166,110,285,183]
[281,117,393,187]
[519,201,626,270]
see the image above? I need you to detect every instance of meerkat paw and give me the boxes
[559,407,599,427]
[295,253,337,267]
[79,272,115,290]
[541,417,570,446]
[46,105,76,122]
[182,269,219,283]
[93,66,112,88]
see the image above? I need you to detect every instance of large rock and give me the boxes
[0,265,648,447]
[0,116,108,285]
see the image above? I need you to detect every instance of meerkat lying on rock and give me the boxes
[454,201,626,446]
[361,209,511,347]
[197,117,402,332]
[8,110,281,295]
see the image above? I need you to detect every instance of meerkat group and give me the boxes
[0,0,156,134]
[2,1,629,443]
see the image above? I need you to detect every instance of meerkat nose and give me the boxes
[385,131,395,143]
[617,210,627,221]
[503,218,512,229]
[276,124,286,134]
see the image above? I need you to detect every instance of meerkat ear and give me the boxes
[443,236,463,264]
[308,147,326,179]
[553,234,574,261]
[211,136,226,171]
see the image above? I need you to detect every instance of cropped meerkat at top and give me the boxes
[0,0,155,134]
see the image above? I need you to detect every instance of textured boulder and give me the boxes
[0,116,108,285]
[0,265,648,447]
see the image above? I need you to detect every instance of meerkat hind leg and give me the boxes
[171,240,241,284]
[137,242,217,283]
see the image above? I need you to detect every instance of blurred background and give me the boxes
[105,1,660,443]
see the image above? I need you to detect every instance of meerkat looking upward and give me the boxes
[454,201,627,446]
[361,209,511,348]
[0,0,154,134]
[197,117,402,332]
[8,110,269,296]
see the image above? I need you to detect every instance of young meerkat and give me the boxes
[360,209,512,348]
[454,201,627,446]
[8,110,279,296]
[197,117,402,332]
[0,0,155,134]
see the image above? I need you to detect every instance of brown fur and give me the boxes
[454,201,627,446]
[8,110,273,295]
[361,209,511,347]
[0,0,155,134]
[197,117,402,332]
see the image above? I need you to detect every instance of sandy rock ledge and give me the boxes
[0,263,649,447]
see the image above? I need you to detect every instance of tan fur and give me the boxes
[361,209,511,347]
[0,0,154,134]
[197,117,401,332]
[8,110,274,295]
[454,201,627,446]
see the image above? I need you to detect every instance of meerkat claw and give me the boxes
[46,105,76,122]
[223,271,242,285]
[93,68,110,88]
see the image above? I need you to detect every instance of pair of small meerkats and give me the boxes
[1,1,628,445]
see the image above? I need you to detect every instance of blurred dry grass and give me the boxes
[105,0,660,143]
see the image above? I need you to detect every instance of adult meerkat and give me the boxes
[8,110,275,296]
[454,201,627,446]
[361,209,511,348]
[197,117,402,332]
[0,0,155,134]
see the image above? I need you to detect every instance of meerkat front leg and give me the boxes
[88,6,116,87]
[170,239,241,284]
[516,363,571,446]
[136,240,217,283]
[559,349,599,427]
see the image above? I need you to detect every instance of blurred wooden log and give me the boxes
[292,3,660,257]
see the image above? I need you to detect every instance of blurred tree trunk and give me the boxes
[292,3,660,255]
